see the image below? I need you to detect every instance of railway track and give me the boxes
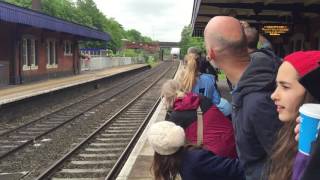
[0,62,172,161]
[34,62,178,180]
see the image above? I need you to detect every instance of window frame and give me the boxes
[22,36,38,71]
[64,40,73,56]
[46,39,58,69]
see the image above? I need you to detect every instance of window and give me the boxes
[46,39,57,68]
[22,37,38,71]
[64,40,73,55]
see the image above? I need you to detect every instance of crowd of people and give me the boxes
[147,16,320,180]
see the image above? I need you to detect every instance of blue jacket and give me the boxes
[180,149,245,180]
[192,73,220,105]
[232,49,283,180]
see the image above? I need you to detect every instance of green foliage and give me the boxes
[180,25,205,57]
[218,71,226,80]
[5,0,32,7]
[121,49,139,57]
[146,55,157,67]
[125,29,153,43]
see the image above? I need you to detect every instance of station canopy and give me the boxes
[191,0,320,36]
[0,1,110,41]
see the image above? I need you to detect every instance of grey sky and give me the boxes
[94,0,194,42]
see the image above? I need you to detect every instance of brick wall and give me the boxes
[0,22,14,85]
[17,26,78,83]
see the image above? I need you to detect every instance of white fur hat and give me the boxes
[148,121,185,155]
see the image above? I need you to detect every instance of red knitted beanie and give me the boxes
[284,51,320,77]
[284,51,320,101]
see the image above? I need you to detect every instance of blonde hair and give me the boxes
[161,80,184,109]
[181,54,199,92]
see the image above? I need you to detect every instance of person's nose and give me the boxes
[271,87,279,102]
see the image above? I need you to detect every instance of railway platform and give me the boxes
[0,64,149,106]
[116,65,231,180]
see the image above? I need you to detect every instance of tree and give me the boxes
[179,25,204,57]
[6,0,32,7]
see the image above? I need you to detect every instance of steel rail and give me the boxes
[0,64,168,160]
[35,64,175,180]
[0,66,151,137]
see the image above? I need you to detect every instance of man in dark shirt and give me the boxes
[204,16,282,180]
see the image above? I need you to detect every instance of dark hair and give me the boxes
[244,27,259,49]
[151,145,201,180]
[152,148,182,180]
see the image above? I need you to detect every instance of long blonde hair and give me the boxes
[161,80,184,110]
[181,53,200,92]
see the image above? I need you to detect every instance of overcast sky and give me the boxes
[93,0,194,42]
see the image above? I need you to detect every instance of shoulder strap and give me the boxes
[197,107,203,146]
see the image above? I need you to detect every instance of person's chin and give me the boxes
[279,113,291,122]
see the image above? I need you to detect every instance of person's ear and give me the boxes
[208,48,216,61]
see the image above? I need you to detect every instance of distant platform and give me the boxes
[0,64,149,106]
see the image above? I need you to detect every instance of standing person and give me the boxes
[148,121,245,180]
[243,26,259,53]
[181,53,221,105]
[162,80,236,158]
[242,25,282,64]
[204,16,282,180]
[267,51,320,180]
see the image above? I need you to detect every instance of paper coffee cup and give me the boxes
[298,103,320,156]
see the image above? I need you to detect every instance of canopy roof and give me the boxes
[0,1,110,41]
[191,0,320,36]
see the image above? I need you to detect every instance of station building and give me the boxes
[191,0,320,57]
[0,1,110,85]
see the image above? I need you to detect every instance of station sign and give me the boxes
[262,24,290,36]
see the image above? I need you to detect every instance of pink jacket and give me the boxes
[168,92,237,158]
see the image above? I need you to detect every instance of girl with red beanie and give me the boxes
[267,51,320,180]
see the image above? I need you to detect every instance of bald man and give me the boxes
[204,16,282,180]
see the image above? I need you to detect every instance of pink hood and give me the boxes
[174,92,200,111]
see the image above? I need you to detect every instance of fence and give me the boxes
[80,56,145,71]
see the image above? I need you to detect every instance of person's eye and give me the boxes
[281,84,290,89]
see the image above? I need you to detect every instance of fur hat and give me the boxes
[284,51,320,101]
[148,121,185,155]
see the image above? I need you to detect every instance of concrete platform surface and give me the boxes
[0,64,148,106]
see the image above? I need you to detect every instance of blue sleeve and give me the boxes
[194,74,221,105]
[192,150,245,178]
[212,85,221,105]
[206,75,220,105]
